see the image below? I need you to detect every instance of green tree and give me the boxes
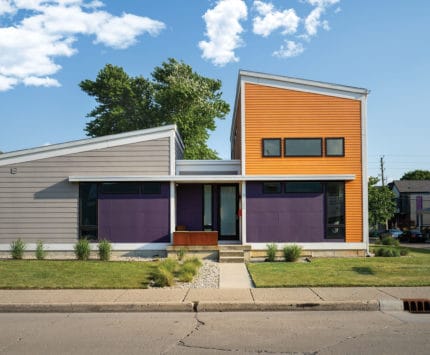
[80,59,230,159]
[368,177,397,230]
[400,170,430,180]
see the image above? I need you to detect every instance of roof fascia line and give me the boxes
[176,160,241,165]
[230,72,243,149]
[0,129,174,166]
[239,70,369,96]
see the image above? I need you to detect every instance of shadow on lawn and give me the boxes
[352,266,374,275]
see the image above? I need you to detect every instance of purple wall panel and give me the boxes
[176,184,203,231]
[246,182,328,243]
[98,183,170,243]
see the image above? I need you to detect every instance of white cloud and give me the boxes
[0,1,165,91]
[199,0,248,66]
[273,40,304,58]
[304,0,339,37]
[253,1,300,37]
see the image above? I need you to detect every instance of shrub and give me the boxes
[283,245,302,262]
[74,239,91,260]
[266,243,277,262]
[35,240,46,260]
[10,239,25,260]
[98,239,112,261]
[152,267,175,287]
[381,236,400,247]
[159,258,178,273]
[177,247,187,261]
[374,247,400,257]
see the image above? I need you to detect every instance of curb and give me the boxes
[0,300,382,313]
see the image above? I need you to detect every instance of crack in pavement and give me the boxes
[309,288,325,301]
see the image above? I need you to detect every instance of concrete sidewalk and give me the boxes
[0,287,429,313]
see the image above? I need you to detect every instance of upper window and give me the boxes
[263,182,282,194]
[142,182,161,194]
[285,182,323,194]
[325,138,344,157]
[100,182,140,194]
[262,138,281,157]
[284,138,322,157]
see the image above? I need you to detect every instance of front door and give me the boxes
[219,185,238,240]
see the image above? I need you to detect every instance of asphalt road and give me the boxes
[0,311,429,354]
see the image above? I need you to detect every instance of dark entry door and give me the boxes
[219,185,238,240]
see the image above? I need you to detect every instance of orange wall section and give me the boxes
[243,82,363,243]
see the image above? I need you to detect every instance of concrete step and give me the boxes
[219,245,249,251]
[219,256,245,263]
[219,250,244,258]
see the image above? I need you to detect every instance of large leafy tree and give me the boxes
[368,177,397,229]
[400,170,430,180]
[80,59,229,159]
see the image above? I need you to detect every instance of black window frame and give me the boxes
[284,182,323,194]
[325,137,345,157]
[262,138,282,157]
[284,138,323,157]
[79,182,98,241]
[325,182,346,239]
[263,182,282,194]
[100,182,140,194]
[142,182,162,195]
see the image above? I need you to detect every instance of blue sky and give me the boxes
[0,0,429,182]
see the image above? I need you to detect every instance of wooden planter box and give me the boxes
[173,231,218,246]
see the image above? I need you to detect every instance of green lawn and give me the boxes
[0,260,157,289]
[247,247,430,288]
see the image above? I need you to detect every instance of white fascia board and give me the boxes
[361,97,369,253]
[0,243,170,251]
[0,125,177,166]
[176,160,241,174]
[248,242,367,250]
[240,71,368,101]
[176,160,241,166]
[69,174,355,183]
[230,72,242,144]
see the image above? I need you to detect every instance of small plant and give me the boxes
[374,247,400,257]
[74,238,91,260]
[35,240,46,260]
[283,244,302,262]
[381,236,400,247]
[159,258,179,273]
[98,239,112,261]
[400,248,409,256]
[266,243,278,262]
[152,267,175,287]
[177,247,187,261]
[10,238,25,259]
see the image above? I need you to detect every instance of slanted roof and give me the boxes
[0,124,183,166]
[393,180,430,193]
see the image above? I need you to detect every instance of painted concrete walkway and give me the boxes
[219,263,254,288]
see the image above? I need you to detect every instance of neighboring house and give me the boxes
[390,180,430,228]
[0,71,369,258]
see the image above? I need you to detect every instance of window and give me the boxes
[142,182,161,194]
[263,182,282,194]
[285,138,322,157]
[100,182,139,194]
[326,138,344,157]
[79,183,98,240]
[203,185,213,230]
[326,182,345,239]
[285,182,323,193]
[262,138,281,157]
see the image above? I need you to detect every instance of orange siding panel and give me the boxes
[244,83,363,243]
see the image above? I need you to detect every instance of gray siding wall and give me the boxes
[0,138,170,243]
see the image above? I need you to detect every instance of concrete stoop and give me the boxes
[218,245,251,263]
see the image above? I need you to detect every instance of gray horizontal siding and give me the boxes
[0,137,171,244]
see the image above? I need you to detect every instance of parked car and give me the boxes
[384,228,403,239]
[399,229,425,243]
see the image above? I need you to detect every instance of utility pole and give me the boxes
[380,156,386,186]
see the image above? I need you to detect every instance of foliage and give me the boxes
[178,258,201,282]
[10,239,25,260]
[368,177,396,229]
[151,257,202,287]
[400,248,409,256]
[35,241,46,260]
[152,267,175,287]
[177,247,187,261]
[74,239,91,261]
[266,243,278,262]
[380,236,400,247]
[400,170,430,180]
[283,245,302,262]
[98,239,112,261]
[80,58,230,159]
[374,247,400,257]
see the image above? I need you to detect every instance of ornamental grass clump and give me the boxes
[374,247,400,257]
[74,238,91,261]
[283,244,302,262]
[98,239,112,261]
[35,240,46,260]
[10,238,25,260]
[381,236,400,247]
[152,258,178,287]
[266,243,277,262]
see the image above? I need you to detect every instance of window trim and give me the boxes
[262,138,282,157]
[284,138,323,157]
[325,137,345,157]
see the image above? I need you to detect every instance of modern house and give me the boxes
[0,71,369,258]
[391,180,430,228]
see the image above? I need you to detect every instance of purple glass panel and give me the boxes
[98,183,170,243]
[176,184,203,231]
[246,182,330,243]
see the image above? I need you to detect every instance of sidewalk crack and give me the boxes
[249,289,256,303]
[309,288,324,301]
[376,287,398,299]
[181,288,190,303]
[113,290,128,303]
